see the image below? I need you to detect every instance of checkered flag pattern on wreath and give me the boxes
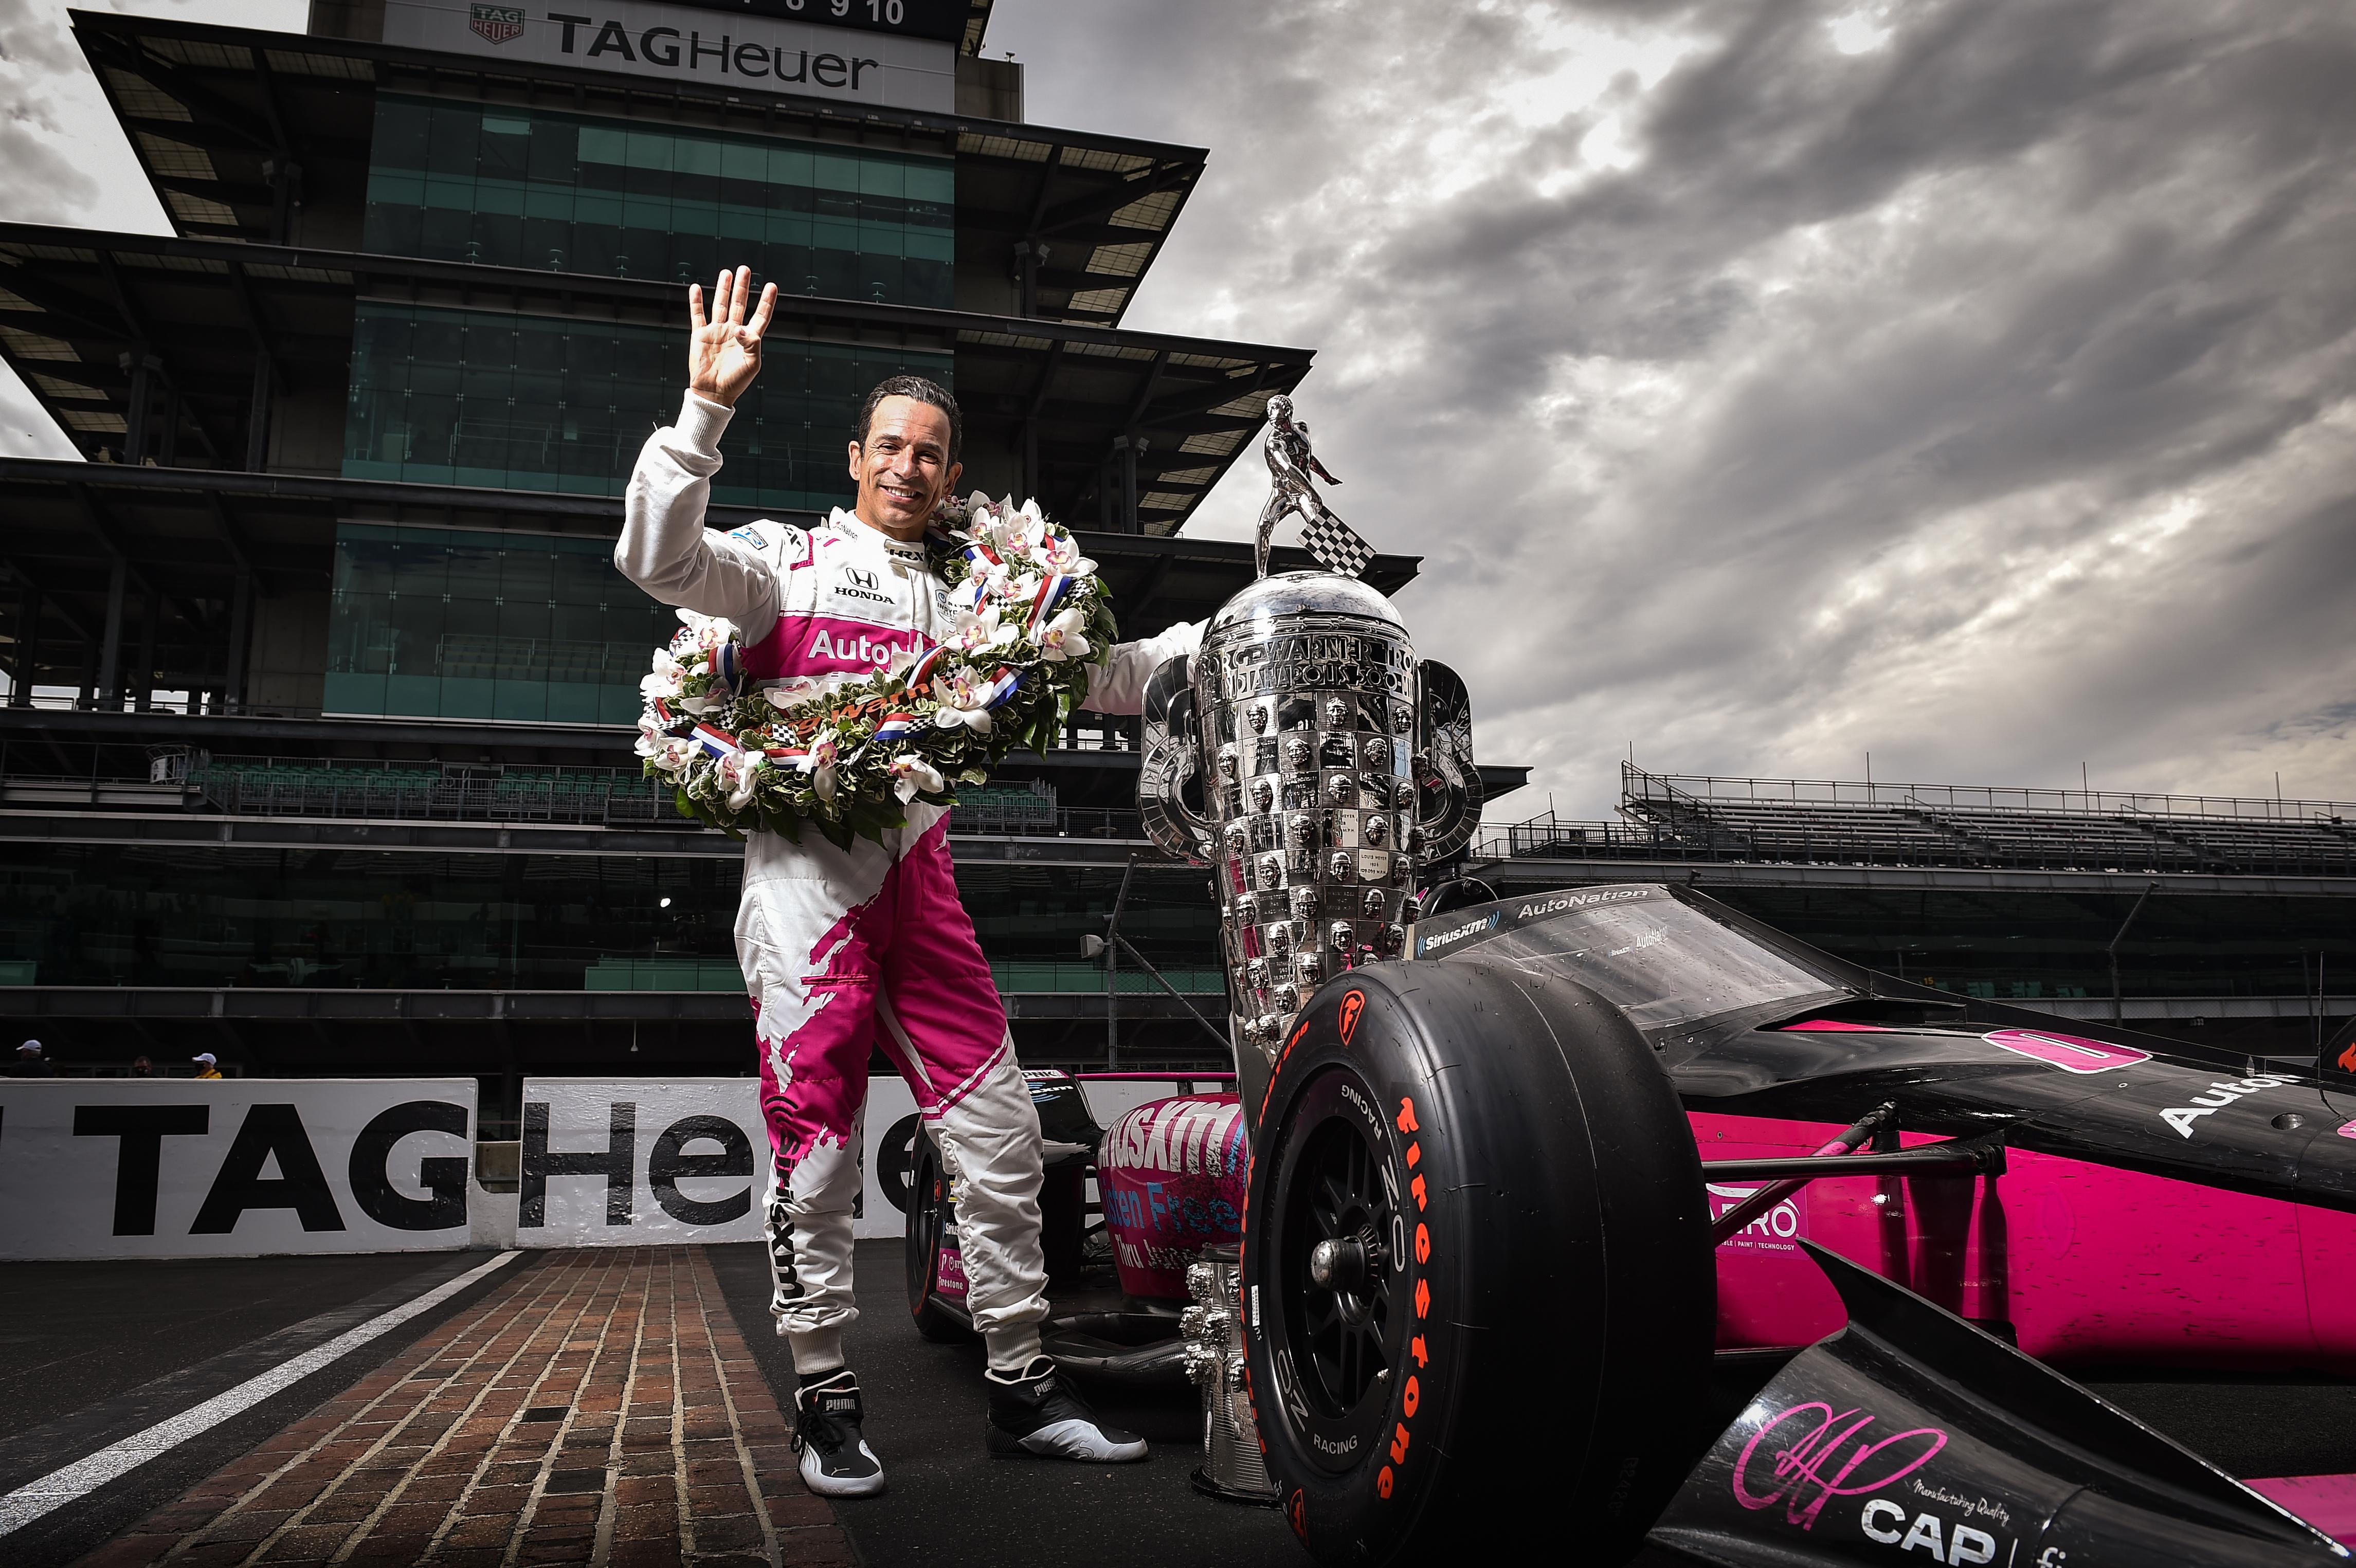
[1299,512,1377,579]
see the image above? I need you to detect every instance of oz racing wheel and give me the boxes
[1242,962,1715,1565]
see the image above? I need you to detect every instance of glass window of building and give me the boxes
[326,522,678,722]
[361,95,954,307]
[341,302,953,507]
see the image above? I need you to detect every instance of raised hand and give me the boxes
[686,265,778,409]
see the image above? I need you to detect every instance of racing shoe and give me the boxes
[792,1369,885,1497]
[984,1356,1149,1462]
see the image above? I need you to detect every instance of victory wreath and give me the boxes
[634,495,1116,848]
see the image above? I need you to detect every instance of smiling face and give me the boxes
[848,395,962,540]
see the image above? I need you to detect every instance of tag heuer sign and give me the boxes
[469,4,525,43]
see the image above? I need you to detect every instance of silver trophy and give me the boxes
[1139,396,1482,1119]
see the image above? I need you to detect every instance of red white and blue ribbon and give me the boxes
[907,644,953,695]
[871,711,920,747]
[690,723,744,761]
[709,641,744,697]
[1026,573,1076,633]
[977,667,1023,710]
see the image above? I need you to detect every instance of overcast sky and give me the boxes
[5,0,2352,817]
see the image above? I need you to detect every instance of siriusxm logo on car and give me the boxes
[1416,910,1500,957]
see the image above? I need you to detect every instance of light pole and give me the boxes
[1099,855,1135,1069]
[2108,882,2158,1026]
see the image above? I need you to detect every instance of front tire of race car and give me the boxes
[1242,962,1715,1566]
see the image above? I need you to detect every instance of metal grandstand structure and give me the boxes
[1477,764,2356,878]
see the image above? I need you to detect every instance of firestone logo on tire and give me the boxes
[1338,990,1366,1045]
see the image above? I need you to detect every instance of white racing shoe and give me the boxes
[793,1370,886,1497]
[984,1356,1150,1462]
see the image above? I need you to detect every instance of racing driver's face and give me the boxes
[848,396,961,541]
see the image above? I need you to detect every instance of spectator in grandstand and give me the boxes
[192,1052,223,1080]
[10,1040,53,1077]
[130,1055,155,1078]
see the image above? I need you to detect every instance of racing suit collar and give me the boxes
[831,505,928,553]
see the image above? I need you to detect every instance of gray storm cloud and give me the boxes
[1001,0,2356,817]
[3,0,2351,816]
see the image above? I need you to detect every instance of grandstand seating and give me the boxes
[1476,766,2356,878]
[1919,808,2201,871]
[2152,816,2356,874]
[948,781,1058,832]
[164,758,1095,837]
[187,758,665,825]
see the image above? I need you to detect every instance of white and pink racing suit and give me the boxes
[619,391,1199,1372]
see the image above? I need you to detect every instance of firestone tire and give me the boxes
[903,1133,974,1344]
[1241,961,1714,1565]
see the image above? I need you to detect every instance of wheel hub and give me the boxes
[1308,1236,1364,1290]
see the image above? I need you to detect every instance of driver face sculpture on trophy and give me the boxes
[1138,396,1483,1122]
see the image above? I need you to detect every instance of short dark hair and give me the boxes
[854,376,962,464]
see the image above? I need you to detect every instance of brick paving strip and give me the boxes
[76,1249,850,1568]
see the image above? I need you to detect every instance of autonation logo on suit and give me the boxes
[380,0,956,112]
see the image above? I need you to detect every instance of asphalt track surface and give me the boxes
[706,1238,1304,1568]
[0,1250,527,1567]
[10,1244,2356,1568]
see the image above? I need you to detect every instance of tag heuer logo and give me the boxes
[469,4,525,43]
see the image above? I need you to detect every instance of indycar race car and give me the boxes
[891,881,2356,1565]
[1246,882,2356,1566]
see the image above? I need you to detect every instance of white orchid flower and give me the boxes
[633,718,666,758]
[931,673,994,735]
[798,729,841,801]
[1037,606,1093,664]
[675,608,736,651]
[651,737,695,776]
[952,606,1011,653]
[1007,503,1048,556]
[716,749,762,810]
[949,608,989,651]
[640,659,684,701]
[889,752,946,804]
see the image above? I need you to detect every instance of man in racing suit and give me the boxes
[618,268,1197,1494]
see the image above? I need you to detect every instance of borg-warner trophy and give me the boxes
[1138,396,1483,1124]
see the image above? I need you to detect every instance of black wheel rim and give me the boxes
[1266,1065,1402,1473]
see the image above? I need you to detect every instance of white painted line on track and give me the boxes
[0,1250,522,1537]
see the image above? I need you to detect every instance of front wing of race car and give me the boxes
[1650,1245,2351,1566]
